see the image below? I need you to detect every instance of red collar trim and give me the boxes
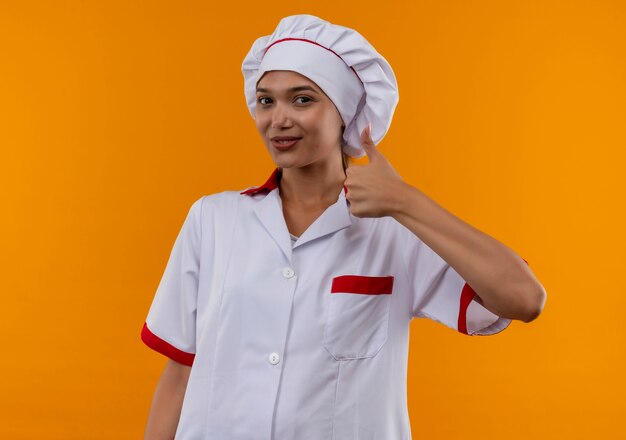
[240,168,280,196]
[240,168,348,197]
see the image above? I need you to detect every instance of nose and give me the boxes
[271,102,293,129]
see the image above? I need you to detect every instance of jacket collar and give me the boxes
[242,168,352,262]
[240,168,280,196]
[240,168,348,197]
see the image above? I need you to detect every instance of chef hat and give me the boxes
[242,14,399,158]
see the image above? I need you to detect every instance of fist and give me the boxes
[344,124,406,218]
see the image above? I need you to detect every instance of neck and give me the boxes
[278,160,346,208]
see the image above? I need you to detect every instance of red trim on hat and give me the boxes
[141,322,195,367]
[458,257,529,335]
[241,168,348,197]
[264,38,363,83]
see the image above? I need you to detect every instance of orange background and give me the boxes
[1,1,624,438]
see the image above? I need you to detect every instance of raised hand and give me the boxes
[344,123,407,218]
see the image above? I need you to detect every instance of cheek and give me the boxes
[254,113,268,133]
[319,111,343,143]
[306,108,340,135]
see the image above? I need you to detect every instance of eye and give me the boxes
[295,96,312,104]
[257,97,272,105]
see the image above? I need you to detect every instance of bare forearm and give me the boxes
[144,360,191,440]
[391,182,546,322]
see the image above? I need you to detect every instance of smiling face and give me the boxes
[254,70,345,170]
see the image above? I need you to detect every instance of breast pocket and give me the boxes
[323,275,394,360]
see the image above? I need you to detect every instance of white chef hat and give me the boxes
[242,14,399,158]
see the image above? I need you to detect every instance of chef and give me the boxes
[142,14,546,439]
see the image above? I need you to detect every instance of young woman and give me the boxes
[142,14,546,439]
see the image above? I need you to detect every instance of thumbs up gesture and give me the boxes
[344,124,407,218]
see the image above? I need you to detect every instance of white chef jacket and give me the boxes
[141,168,514,439]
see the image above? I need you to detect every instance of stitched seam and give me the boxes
[199,194,205,243]
[194,195,205,354]
[330,360,341,440]
[203,192,240,440]
[396,220,415,320]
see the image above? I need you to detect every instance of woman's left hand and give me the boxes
[344,124,408,218]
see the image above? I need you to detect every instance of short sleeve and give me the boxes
[141,196,204,366]
[399,224,514,336]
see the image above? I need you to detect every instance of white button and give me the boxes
[282,267,295,278]
[268,352,280,365]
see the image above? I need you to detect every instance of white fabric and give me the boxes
[242,14,399,158]
[143,178,511,439]
[289,232,299,245]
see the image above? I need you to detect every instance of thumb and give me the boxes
[360,122,379,162]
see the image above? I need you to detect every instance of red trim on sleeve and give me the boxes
[457,257,529,335]
[458,283,477,335]
[141,322,195,367]
[331,275,394,295]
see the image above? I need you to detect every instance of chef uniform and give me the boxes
[141,14,514,439]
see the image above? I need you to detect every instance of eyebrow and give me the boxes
[256,85,320,94]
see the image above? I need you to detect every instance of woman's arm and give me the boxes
[391,183,546,322]
[144,359,191,440]
[344,126,546,323]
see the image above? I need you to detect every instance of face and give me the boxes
[254,70,345,170]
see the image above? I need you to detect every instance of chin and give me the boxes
[275,162,298,170]
[272,156,301,169]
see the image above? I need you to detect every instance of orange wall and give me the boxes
[1,1,624,438]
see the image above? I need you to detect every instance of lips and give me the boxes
[271,136,301,141]
[271,137,301,150]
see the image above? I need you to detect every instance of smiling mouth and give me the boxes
[271,138,301,150]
